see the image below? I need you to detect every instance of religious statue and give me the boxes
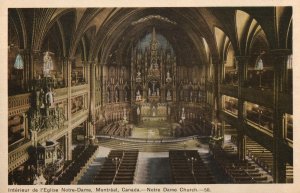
[152,106,156,117]
[255,57,264,70]
[167,89,172,100]
[45,87,54,107]
[136,90,141,101]
[137,107,140,115]
[43,51,53,77]
[148,88,151,96]
[156,88,160,96]
[181,107,185,121]
[166,71,172,83]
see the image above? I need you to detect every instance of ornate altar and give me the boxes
[131,27,176,122]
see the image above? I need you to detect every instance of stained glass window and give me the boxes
[43,51,53,77]
[255,56,264,70]
[14,54,24,70]
[287,55,292,69]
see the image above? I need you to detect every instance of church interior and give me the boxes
[8,7,293,184]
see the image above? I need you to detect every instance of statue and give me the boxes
[148,88,151,96]
[156,88,160,96]
[181,107,185,121]
[167,90,171,100]
[166,71,172,83]
[45,87,54,107]
[152,106,156,117]
[136,90,141,101]
[137,107,140,115]
[255,57,264,70]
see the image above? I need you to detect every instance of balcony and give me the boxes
[245,102,273,136]
[246,68,274,90]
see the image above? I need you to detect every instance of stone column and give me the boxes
[270,49,291,183]
[66,58,73,160]
[32,50,41,79]
[235,56,249,161]
[88,61,96,143]
[211,57,220,120]
[22,112,29,139]
[65,130,72,160]
[62,57,66,87]
[100,63,104,107]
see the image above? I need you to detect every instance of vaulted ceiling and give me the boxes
[8,7,292,66]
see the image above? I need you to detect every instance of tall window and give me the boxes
[287,55,292,69]
[43,51,53,77]
[14,54,24,70]
[287,55,293,92]
[284,113,293,144]
[224,44,237,85]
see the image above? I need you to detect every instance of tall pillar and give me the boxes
[212,57,221,120]
[19,49,26,90]
[88,61,96,143]
[100,63,104,107]
[270,49,291,183]
[22,50,35,91]
[235,56,248,161]
[32,51,40,79]
[65,131,72,160]
[66,58,73,160]
[22,112,29,139]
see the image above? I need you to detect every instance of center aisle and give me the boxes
[78,147,111,184]
[134,152,172,184]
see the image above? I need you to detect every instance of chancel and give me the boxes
[8,7,293,185]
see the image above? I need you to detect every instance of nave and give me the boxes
[8,7,293,185]
[48,134,275,184]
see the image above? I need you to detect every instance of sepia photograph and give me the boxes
[3,2,299,193]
